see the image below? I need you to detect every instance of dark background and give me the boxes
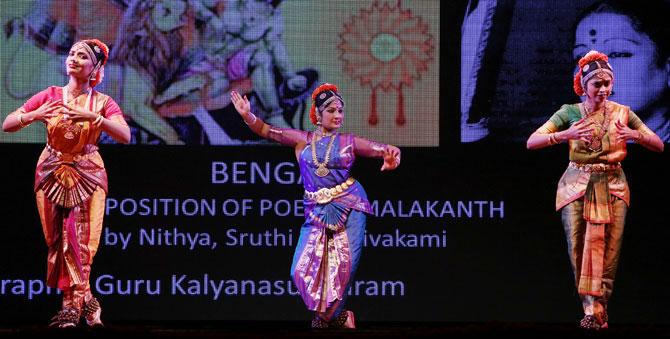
[1,0,668,324]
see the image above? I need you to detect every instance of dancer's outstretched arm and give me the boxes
[353,136,401,171]
[231,90,306,147]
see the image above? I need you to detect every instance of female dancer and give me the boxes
[527,50,663,329]
[3,39,130,328]
[231,84,400,328]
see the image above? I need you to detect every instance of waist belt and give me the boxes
[304,177,356,204]
[46,144,98,163]
[568,161,621,173]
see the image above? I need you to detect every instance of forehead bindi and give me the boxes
[575,13,641,45]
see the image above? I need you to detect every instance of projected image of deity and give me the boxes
[1,0,440,146]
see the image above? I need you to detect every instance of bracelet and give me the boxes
[370,142,386,153]
[634,131,643,143]
[244,112,257,126]
[93,115,103,127]
[17,113,28,128]
[548,133,558,145]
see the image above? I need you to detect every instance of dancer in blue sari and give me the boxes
[231,83,400,328]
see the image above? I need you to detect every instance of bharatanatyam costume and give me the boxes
[240,84,396,328]
[16,40,123,327]
[533,51,662,329]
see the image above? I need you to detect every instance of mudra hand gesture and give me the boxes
[563,118,594,142]
[615,119,641,143]
[230,91,251,116]
[31,100,62,122]
[381,145,401,171]
[61,102,98,122]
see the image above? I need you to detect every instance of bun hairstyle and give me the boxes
[573,50,613,96]
[310,83,344,125]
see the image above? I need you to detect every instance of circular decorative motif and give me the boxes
[339,2,433,90]
[338,1,433,126]
[371,33,401,62]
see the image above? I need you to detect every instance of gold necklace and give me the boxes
[68,88,82,99]
[65,85,86,102]
[582,101,609,152]
[311,132,337,177]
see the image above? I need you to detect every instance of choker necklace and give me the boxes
[311,132,337,177]
[65,85,88,101]
[63,85,92,107]
[582,101,609,153]
[317,129,334,137]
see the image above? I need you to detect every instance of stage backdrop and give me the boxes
[1,0,669,325]
[0,0,439,146]
[461,0,670,143]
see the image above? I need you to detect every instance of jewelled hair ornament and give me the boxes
[309,83,345,125]
[573,50,613,96]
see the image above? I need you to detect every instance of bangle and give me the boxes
[244,112,257,126]
[634,131,643,143]
[548,133,558,145]
[93,115,103,127]
[17,114,27,128]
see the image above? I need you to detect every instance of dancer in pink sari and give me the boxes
[232,83,400,328]
[3,39,130,328]
[527,51,663,329]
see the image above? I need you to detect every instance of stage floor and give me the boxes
[1,322,669,338]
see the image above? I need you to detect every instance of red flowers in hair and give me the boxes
[310,83,339,125]
[309,106,318,125]
[573,71,584,96]
[311,84,338,100]
[578,50,608,69]
[84,39,110,87]
[573,51,608,96]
